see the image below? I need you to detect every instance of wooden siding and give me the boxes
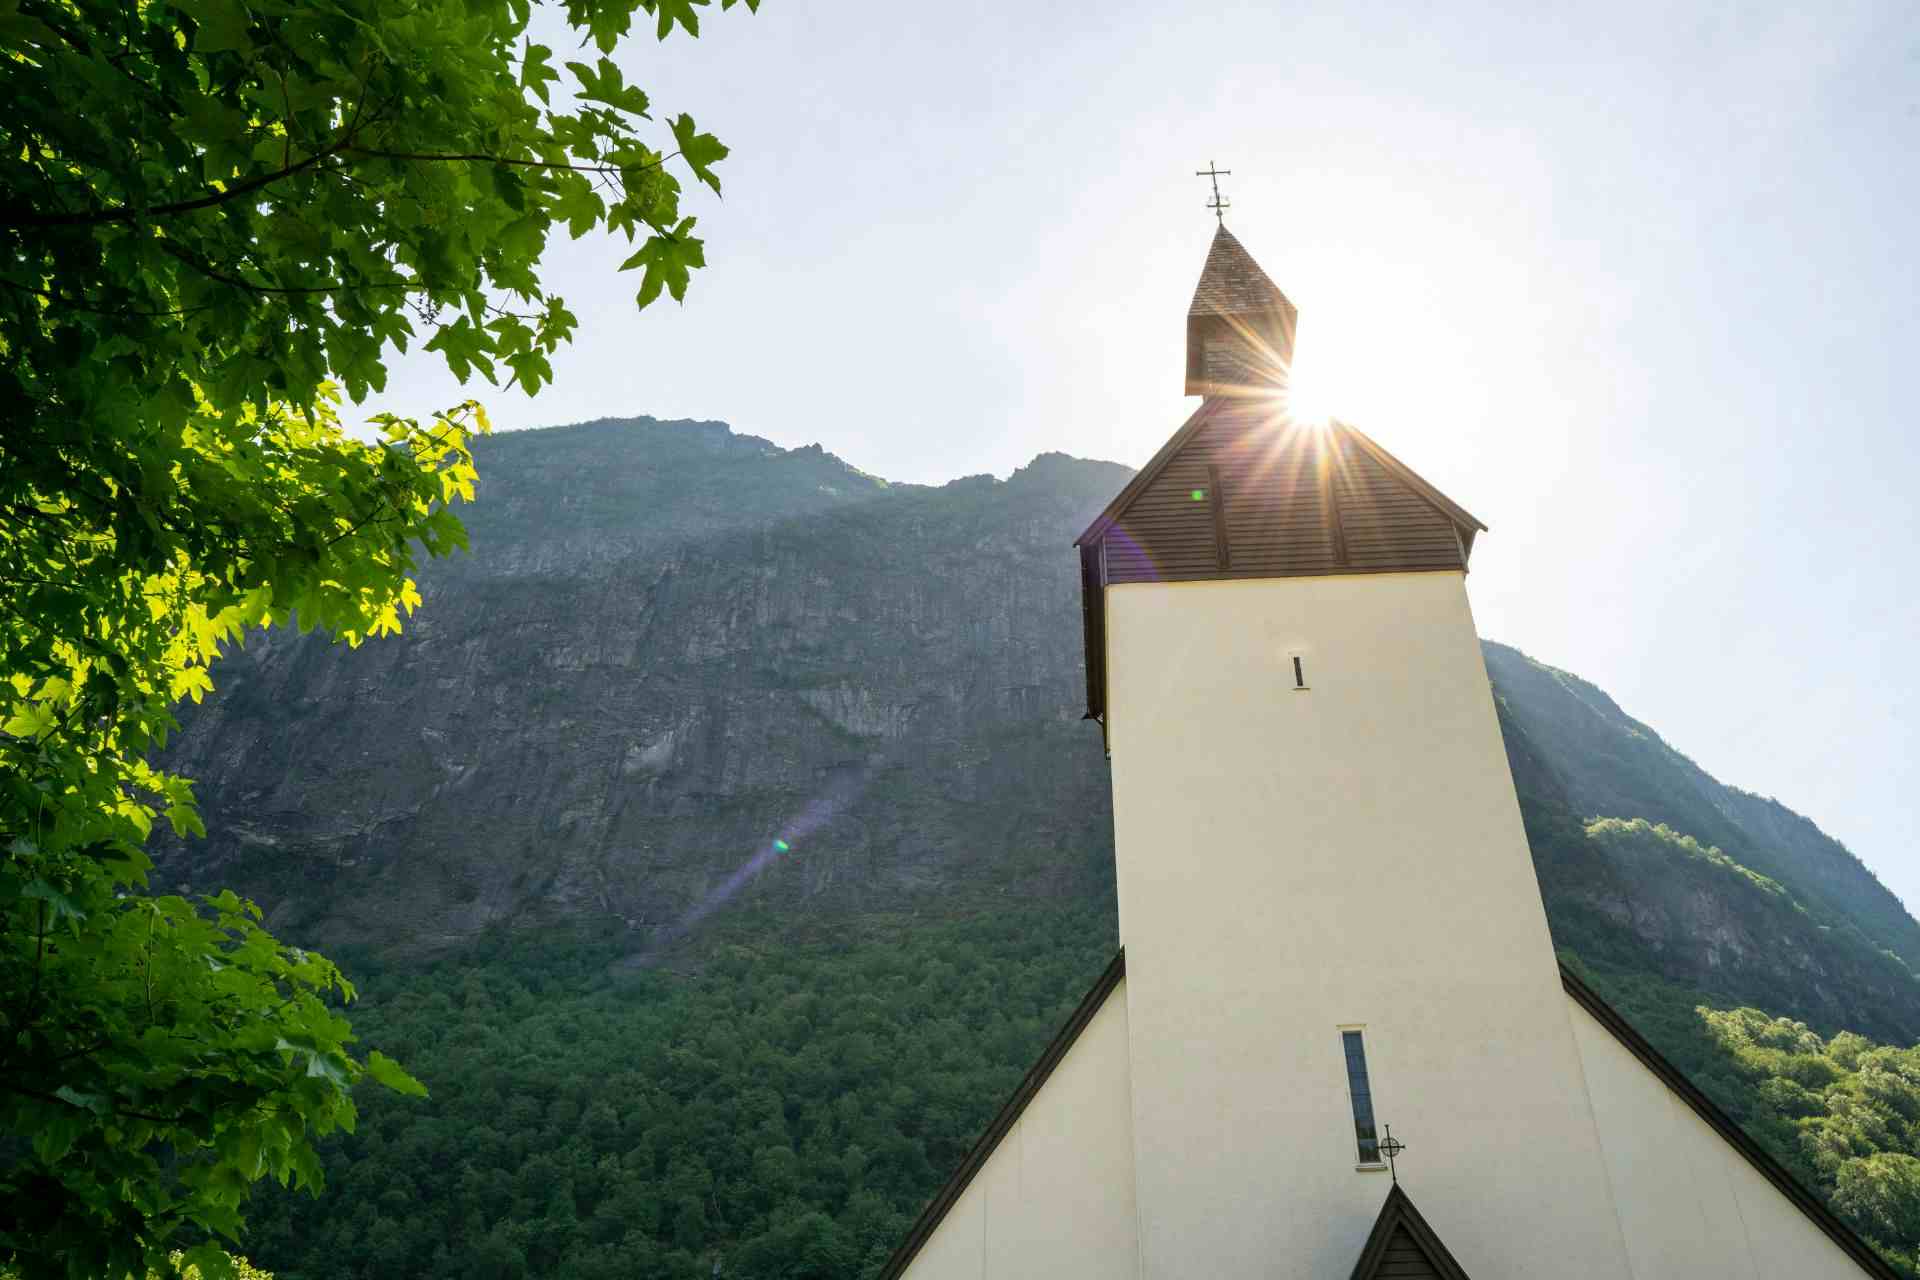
[1374,1226,1444,1279]
[1330,432,1465,574]
[1101,405,1462,586]
[1348,1185,1473,1280]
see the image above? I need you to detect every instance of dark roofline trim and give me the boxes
[1076,399,1218,547]
[1349,1183,1473,1280]
[874,949,1128,1280]
[1560,963,1901,1280]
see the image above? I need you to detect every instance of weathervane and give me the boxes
[1378,1124,1407,1185]
[1196,161,1231,224]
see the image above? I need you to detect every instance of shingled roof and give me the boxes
[1184,224,1299,395]
[1189,223,1294,318]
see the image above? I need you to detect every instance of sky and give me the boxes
[368,1,1920,909]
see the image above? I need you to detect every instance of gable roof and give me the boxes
[1190,224,1295,318]
[1349,1184,1473,1280]
[876,951,1901,1280]
[874,949,1128,1280]
[1074,405,1485,551]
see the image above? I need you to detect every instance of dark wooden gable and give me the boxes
[1348,1184,1473,1280]
[1074,401,1486,720]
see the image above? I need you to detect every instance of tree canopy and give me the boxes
[0,0,751,1274]
[237,909,1121,1280]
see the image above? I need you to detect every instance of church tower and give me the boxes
[882,221,1892,1280]
[1077,225,1639,1277]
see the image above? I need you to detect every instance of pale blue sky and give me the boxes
[371,2,1920,908]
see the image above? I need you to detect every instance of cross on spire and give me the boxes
[1196,161,1231,224]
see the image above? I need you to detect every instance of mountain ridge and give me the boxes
[153,415,1919,1042]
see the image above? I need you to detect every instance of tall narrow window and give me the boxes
[1341,1030,1381,1164]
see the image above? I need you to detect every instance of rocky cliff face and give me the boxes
[155,419,1125,951]
[154,417,1920,1037]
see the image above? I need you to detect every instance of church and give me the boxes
[877,222,1899,1279]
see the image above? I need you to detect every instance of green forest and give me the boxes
[241,907,1119,1280]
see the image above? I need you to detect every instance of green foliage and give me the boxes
[1585,818,1793,899]
[2,1249,273,1280]
[1488,641,1920,972]
[1571,960,1920,1272]
[239,906,1117,1280]
[1,1,752,1274]
[1523,799,1920,1043]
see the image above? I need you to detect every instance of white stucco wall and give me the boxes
[1105,571,1638,1278]
[901,975,1139,1280]
[1568,996,1865,1278]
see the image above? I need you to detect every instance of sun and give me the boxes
[1281,328,1342,429]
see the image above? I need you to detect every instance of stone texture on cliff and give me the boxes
[155,419,1128,950]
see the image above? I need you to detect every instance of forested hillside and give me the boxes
[1492,649,1920,1044]
[149,416,1920,1274]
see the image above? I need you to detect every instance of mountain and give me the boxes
[1491,646,1920,1042]
[155,417,1123,953]
[148,415,1920,1278]
[154,415,1916,1037]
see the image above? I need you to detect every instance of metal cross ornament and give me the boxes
[1378,1124,1407,1184]
[1196,161,1231,223]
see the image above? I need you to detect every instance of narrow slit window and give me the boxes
[1292,654,1306,688]
[1342,1030,1380,1164]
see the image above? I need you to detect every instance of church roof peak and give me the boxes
[1188,223,1293,319]
[1349,1184,1474,1280]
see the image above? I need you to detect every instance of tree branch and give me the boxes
[345,145,676,177]
[158,243,416,298]
[0,1081,181,1126]
[2,133,360,231]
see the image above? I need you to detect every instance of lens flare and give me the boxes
[650,765,872,952]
